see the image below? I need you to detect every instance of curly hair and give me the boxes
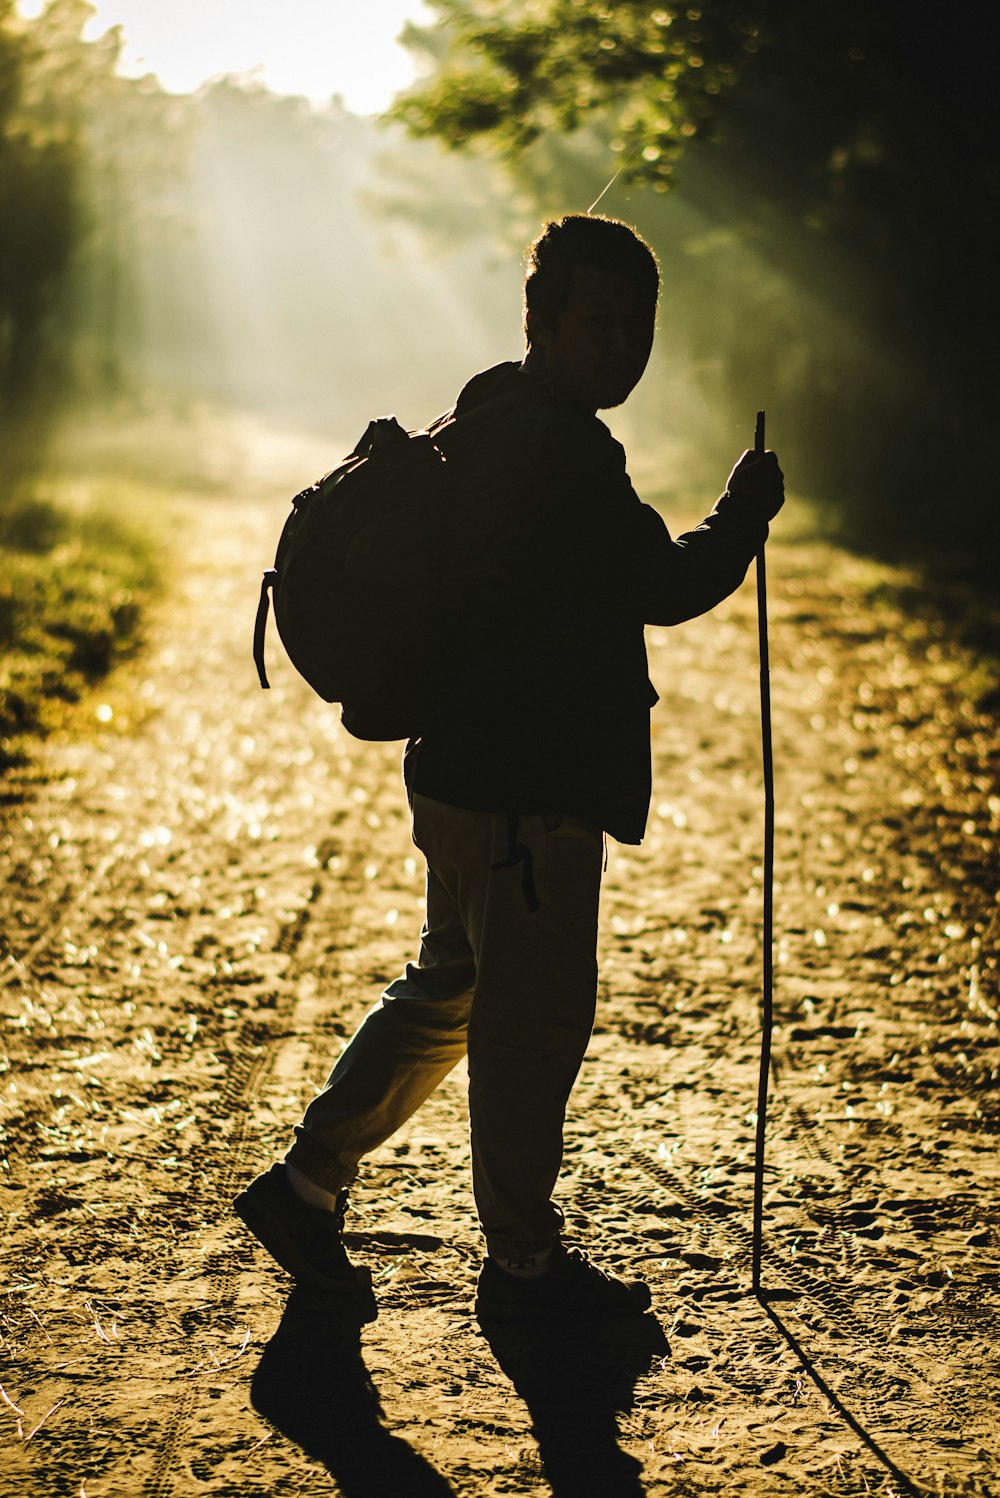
[523,214,660,342]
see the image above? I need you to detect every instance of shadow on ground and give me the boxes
[253,1288,668,1498]
[762,1301,925,1498]
[478,1310,670,1497]
[252,1290,457,1497]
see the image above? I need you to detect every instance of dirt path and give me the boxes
[1,437,998,1498]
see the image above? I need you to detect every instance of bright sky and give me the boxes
[17,0,436,114]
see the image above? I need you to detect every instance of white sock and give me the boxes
[285,1162,342,1213]
[493,1244,555,1280]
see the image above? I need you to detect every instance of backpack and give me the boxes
[252,414,451,742]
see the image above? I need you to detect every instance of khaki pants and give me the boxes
[285,793,604,1258]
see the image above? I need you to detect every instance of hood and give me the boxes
[452,361,525,417]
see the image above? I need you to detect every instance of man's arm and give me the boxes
[632,449,784,626]
[512,410,784,626]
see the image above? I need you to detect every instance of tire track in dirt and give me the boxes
[608,529,998,1492]
[0,486,391,1496]
[538,1013,994,1497]
[134,814,385,1497]
[2,484,999,1496]
[618,1067,997,1492]
[590,1109,991,1496]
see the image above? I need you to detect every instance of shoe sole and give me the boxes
[234,1185,377,1320]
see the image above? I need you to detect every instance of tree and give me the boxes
[393,0,757,184]
[0,0,82,414]
[391,1,1000,572]
[1,0,191,488]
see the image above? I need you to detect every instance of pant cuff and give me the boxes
[285,1127,357,1194]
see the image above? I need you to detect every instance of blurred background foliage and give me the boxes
[392,0,999,574]
[0,0,997,577]
[1,0,184,474]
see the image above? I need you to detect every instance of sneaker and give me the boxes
[234,1164,376,1319]
[476,1242,652,1323]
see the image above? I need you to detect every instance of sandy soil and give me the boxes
[1,428,998,1498]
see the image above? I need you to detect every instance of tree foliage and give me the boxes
[392,1,1000,570]
[0,0,85,407]
[1,0,188,482]
[394,0,759,182]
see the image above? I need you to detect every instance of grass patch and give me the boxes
[0,478,166,772]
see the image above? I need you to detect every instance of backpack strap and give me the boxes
[253,568,278,688]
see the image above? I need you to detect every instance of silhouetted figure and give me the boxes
[236,215,783,1322]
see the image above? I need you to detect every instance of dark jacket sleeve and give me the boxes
[539,413,768,627]
[633,493,767,626]
[446,398,766,629]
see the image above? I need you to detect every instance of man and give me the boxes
[236,214,783,1323]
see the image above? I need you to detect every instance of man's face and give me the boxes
[529,264,656,413]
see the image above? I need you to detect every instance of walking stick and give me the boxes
[751,409,774,1295]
